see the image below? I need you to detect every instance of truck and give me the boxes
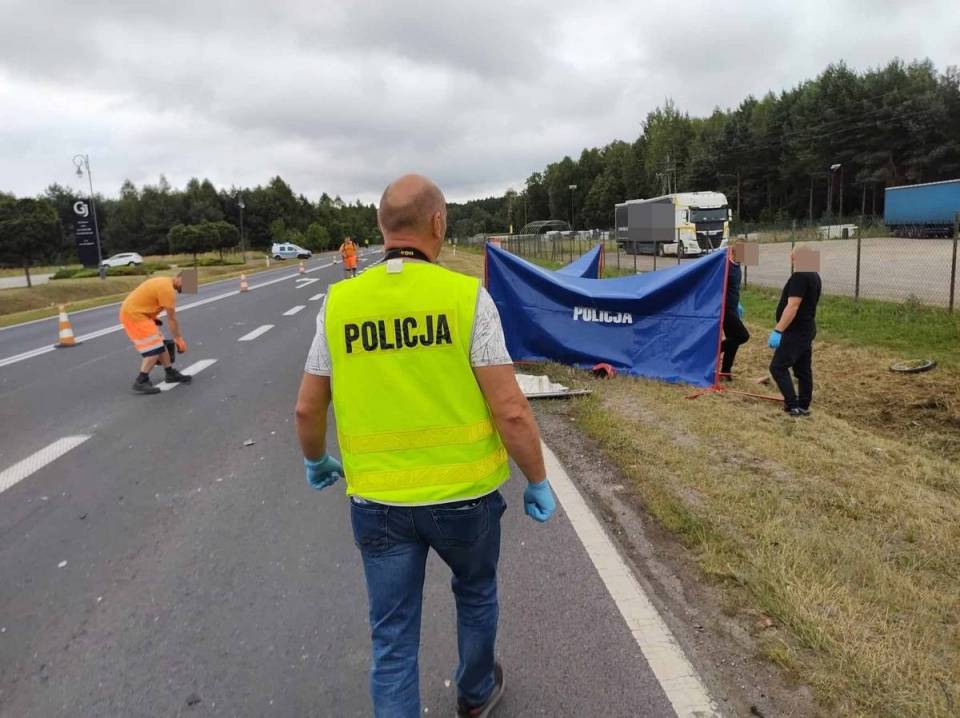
[884,179,960,237]
[615,192,731,257]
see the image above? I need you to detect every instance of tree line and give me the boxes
[0,175,380,272]
[447,59,960,237]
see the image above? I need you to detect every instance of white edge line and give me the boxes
[238,324,274,341]
[542,441,721,718]
[0,256,337,333]
[156,359,218,391]
[0,261,339,369]
[0,435,91,495]
[282,305,306,316]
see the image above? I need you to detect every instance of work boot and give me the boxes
[132,377,161,395]
[164,367,192,383]
[456,663,504,718]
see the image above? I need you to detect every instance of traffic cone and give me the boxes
[298,260,305,275]
[240,273,249,292]
[57,305,77,347]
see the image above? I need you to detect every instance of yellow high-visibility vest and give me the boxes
[325,260,509,505]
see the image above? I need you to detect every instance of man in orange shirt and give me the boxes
[339,236,358,278]
[119,273,192,394]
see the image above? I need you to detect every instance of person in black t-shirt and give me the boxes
[720,250,750,379]
[768,258,822,416]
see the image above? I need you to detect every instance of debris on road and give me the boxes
[57,560,67,568]
[243,439,255,446]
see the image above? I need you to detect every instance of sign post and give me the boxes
[72,154,105,279]
[72,200,101,270]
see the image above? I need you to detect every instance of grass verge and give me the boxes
[0,253,294,328]
[441,245,960,717]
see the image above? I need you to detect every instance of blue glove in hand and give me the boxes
[768,330,782,349]
[523,480,556,523]
[304,454,343,491]
[737,302,744,319]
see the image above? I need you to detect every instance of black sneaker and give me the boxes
[132,378,161,395]
[456,663,504,718]
[787,407,809,417]
[164,368,192,383]
[795,407,811,416]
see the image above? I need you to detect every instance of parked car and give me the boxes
[101,252,144,268]
[271,243,312,260]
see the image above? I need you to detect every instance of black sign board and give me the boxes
[72,200,100,267]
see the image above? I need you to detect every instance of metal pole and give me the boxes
[950,213,960,312]
[80,156,106,280]
[676,228,681,265]
[238,197,246,262]
[855,220,862,300]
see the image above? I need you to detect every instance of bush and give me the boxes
[51,268,79,280]
[141,261,171,272]
[196,257,243,267]
[106,265,148,276]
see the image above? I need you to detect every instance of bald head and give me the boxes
[378,174,446,240]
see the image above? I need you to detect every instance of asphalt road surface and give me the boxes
[0,250,695,717]
[0,274,54,290]
[604,236,959,306]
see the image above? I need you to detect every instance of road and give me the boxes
[604,237,960,306]
[0,274,54,290]
[0,250,709,717]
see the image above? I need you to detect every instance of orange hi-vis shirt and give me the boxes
[120,277,177,320]
[340,241,357,259]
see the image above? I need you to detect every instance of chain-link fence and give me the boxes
[459,212,960,309]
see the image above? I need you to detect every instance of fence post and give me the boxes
[855,219,862,301]
[653,244,657,271]
[950,212,959,312]
[676,228,681,265]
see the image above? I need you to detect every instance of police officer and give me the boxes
[295,174,556,718]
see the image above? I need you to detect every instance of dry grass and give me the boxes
[442,245,960,717]
[0,253,284,327]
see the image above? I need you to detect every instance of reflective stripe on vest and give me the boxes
[325,261,508,505]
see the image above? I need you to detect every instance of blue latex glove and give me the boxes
[523,480,556,523]
[768,330,782,349]
[737,302,744,318]
[304,454,343,491]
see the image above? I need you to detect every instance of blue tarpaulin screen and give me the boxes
[556,244,603,278]
[485,243,728,387]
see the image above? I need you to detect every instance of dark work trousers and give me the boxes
[769,327,815,409]
[720,310,750,373]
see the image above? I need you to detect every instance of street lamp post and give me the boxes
[568,184,577,231]
[237,195,246,262]
[827,163,842,222]
[73,154,106,280]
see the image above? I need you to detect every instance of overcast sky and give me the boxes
[0,0,956,203]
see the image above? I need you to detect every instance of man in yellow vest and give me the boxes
[295,174,555,718]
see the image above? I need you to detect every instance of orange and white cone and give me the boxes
[57,305,77,347]
[240,273,249,292]
[298,260,305,275]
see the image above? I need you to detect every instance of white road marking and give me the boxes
[0,261,339,369]
[283,305,306,316]
[0,435,91,495]
[542,442,720,718]
[308,293,325,301]
[238,325,274,341]
[295,278,321,287]
[155,359,218,392]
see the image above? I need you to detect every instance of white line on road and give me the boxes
[0,436,91,495]
[0,261,339,369]
[238,325,274,341]
[156,359,218,392]
[295,278,321,287]
[542,442,720,718]
[282,305,306,316]
[308,293,325,301]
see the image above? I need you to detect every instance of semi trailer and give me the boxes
[884,179,960,237]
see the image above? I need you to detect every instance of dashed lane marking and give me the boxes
[542,441,721,718]
[283,305,306,316]
[0,436,91,495]
[0,262,337,369]
[238,325,274,341]
[155,359,218,392]
[295,278,321,287]
[308,293,325,301]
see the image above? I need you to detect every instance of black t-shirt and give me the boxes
[725,261,742,311]
[776,272,821,332]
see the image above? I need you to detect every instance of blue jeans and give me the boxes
[350,490,507,718]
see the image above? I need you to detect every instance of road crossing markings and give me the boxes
[542,442,720,718]
[0,435,91,495]
[238,325,274,341]
[283,305,306,316]
[156,359,218,392]
[308,293,325,301]
[295,277,321,288]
